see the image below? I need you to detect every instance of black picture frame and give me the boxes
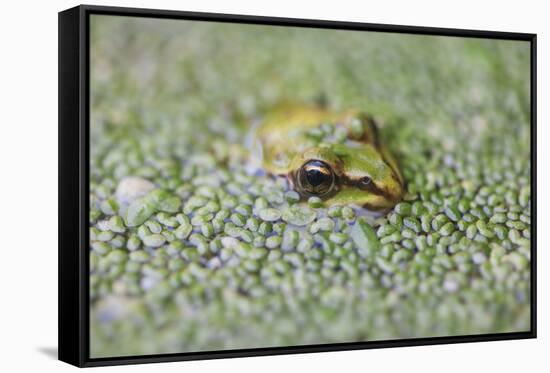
[59,4,537,368]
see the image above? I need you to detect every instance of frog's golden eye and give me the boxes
[297,160,335,196]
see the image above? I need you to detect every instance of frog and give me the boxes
[251,102,404,213]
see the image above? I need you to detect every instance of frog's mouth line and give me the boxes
[361,202,391,212]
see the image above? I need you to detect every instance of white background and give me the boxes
[0,0,546,371]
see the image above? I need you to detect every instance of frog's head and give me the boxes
[288,143,404,212]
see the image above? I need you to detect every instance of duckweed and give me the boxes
[142,234,166,248]
[125,198,156,227]
[89,17,531,358]
[281,205,317,226]
[258,208,282,222]
[308,196,324,208]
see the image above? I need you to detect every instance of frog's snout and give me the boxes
[381,170,406,208]
[361,170,404,212]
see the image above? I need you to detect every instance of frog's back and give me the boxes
[258,103,340,136]
[254,103,340,174]
[254,102,381,175]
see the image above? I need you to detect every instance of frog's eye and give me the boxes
[297,160,335,196]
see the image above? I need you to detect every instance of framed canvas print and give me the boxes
[58,5,537,367]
